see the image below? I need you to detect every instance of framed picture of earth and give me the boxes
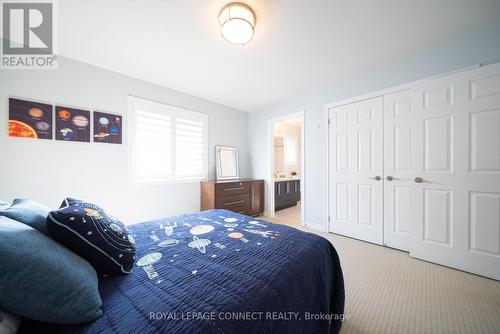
[55,106,91,142]
[8,98,53,140]
[93,111,122,144]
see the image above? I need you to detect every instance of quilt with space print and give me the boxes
[20,209,345,334]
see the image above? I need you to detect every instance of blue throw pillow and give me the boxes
[0,217,103,324]
[47,198,136,275]
[0,199,50,234]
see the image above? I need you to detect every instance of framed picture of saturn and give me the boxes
[93,111,122,144]
[55,106,91,142]
[8,98,53,140]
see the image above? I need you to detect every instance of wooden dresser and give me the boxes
[201,179,264,216]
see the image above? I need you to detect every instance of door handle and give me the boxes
[414,177,430,184]
[386,176,400,181]
[369,176,382,181]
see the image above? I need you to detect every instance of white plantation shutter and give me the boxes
[129,97,208,183]
[176,117,205,178]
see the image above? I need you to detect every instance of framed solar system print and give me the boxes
[8,98,53,140]
[55,106,91,142]
[93,111,122,144]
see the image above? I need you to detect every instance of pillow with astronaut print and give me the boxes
[46,198,136,275]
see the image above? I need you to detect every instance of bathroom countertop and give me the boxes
[274,178,300,182]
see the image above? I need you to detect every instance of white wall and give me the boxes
[249,22,500,231]
[0,56,249,224]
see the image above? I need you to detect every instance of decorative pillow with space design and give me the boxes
[47,198,136,275]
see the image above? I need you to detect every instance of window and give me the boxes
[129,96,208,183]
[285,138,297,165]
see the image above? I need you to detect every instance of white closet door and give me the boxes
[410,63,500,280]
[383,90,414,251]
[329,97,384,244]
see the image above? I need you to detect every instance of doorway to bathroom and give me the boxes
[267,112,304,227]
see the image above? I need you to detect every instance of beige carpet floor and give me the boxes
[264,215,500,334]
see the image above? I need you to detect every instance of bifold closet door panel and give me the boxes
[329,97,384,245]
[410,63,500,280]
[383,90,414,252]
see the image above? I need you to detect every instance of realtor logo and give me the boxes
[1,0,57,69]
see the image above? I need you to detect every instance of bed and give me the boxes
[19,209,344,334]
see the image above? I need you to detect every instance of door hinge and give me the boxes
[328,119,331,126]
[328,216,331,222]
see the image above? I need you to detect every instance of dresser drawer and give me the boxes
[222,205,248,215]
[215,181,250,196]
[215,193,250,209]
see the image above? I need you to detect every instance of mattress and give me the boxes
[20,209,344,334]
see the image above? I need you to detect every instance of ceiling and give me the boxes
[58,0,500,112]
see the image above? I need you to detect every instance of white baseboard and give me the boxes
[263,209,274,218]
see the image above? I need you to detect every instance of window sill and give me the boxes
[129,178,206,186]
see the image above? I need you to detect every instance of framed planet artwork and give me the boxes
[55,106,91,142]
[8,98,53,140]
[93,111,122,144]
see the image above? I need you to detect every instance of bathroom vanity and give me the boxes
[274,179,300,211]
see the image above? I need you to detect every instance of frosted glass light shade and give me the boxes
[219,3,256,45]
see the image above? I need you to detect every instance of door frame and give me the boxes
[267,111,305,226]
[324,64,480,233]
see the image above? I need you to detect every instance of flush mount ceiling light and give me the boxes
[218,2,256,45]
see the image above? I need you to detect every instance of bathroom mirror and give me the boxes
[216,145,239,180]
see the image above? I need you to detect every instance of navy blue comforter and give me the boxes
[20,210,344,334]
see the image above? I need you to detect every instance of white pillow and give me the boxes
[0,309,20,334]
